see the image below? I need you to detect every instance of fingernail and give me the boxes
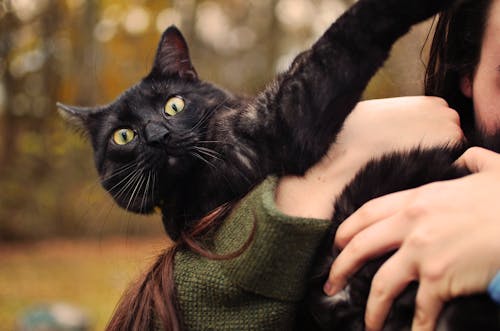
[323,282,338,296]
[323,282,332,295]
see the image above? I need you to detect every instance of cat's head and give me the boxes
[58,26,233,215]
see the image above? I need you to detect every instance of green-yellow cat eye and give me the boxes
[165,96,185,116]
[113,128,136,145]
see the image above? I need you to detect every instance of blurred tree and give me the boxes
[266,0,281,79]
[0,9,20,171]
[35,0,63,177]
[74,0,100,106]
[173,0,197,41]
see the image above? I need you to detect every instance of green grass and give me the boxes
[0,237,171,330]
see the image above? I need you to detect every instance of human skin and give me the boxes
[461,0,500,133]
[327,147,500,331]
[324,1,500,330]
[275,96,463,220]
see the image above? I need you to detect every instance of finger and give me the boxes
[411,283,444,331]
[427,96,449,107]
[335,189,414,248]
[365,251,417,331]
[326,215,409,295]
[454,147,500,172]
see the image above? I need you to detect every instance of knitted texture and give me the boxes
[174,177,330,330]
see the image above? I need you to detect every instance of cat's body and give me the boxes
[300,142,500,330]
[59,0,499,329]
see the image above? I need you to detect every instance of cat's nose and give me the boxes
[144,122,170,146]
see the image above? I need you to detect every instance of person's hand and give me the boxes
[325,147,500,331]
[275,96,463,219]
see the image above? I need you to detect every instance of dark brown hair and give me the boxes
[425,0,493,136]
[105,203,238,331]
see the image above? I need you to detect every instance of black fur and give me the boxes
[300,142,500,330]
[58,0,499,329]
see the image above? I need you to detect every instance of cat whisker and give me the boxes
[126,170,146,212]
[191,108,213,132]
[103,161,137,176]
[191,146,222,161]
[107,165,142,195]
[150,172,157,210]
[197,140,224,145]
[192,145,253,186]
[101,162,139,184]
[140,171,152,213]
[197,139,235,146]
[190,147,224,168]
[113,168,143,203]
[190,151,217,170]
[190,98,231,132]
[196,102,224,129]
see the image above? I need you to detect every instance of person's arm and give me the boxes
[325,147,500,331]
[276,96,462,219]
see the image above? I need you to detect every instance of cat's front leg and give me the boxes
[268,0,458,175]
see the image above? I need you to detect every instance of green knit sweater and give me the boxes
[174,177,330,330]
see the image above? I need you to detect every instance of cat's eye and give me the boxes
[165,96,185,116]
[113,128,136,145]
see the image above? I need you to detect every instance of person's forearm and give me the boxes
[275,97,463,220]
[275,148,365,219]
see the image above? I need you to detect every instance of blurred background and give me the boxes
[0,0,434,329]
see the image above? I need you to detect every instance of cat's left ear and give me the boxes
[151,26,198,80]
[57,102,101,130]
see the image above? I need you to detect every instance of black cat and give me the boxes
[58,0,459,239]
[299,137,500,330]
[58,0,499,329]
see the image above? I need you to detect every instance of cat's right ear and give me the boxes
[150,26,198,80]
[57,102,99,131]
